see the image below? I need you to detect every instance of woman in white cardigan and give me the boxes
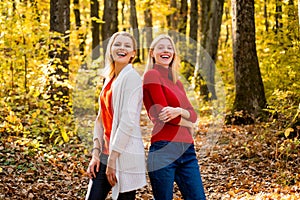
[85,31,146,200]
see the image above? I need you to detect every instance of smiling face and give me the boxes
[111,35,136,64]
[151,38,175,68]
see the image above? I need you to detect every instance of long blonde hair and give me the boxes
[103,31,137,79]
[144,34,180,83]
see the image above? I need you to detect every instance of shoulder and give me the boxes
[176,80,185,91]
[144,69,159,77]
[143,69,160,84]
[126,68,142,83]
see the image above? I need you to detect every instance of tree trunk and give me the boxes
[231,0,267,118]
[189,0,198,43]
[102,0,118,55]
[177,0,188,68]
[198,0,224,100]
[191,0,208,99]
[298,0,300,27]
[74,0,86,68]
[178,0,188,34]
[167,0,178,40]
[143,1,153,61]
[144,1,153,47]
[49,0,70,110]
[130,0,140,62]
[111,0,118,34]
[275,0,283,33]
[287,0,297,47]
[50,0,70,34]
[91,0,100,60]
[264,0,269,32]
[121,0,126,28]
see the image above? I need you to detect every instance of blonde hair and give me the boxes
[144,34,180,83]
[103,31,137,79]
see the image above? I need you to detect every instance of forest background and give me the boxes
[0,0,300,199]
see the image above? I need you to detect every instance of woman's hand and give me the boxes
[159,106,181,122]
[86,155,100,179]
[106,151,119,186]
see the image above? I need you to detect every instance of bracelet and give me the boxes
[91,147,101,154]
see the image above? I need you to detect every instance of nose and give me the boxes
[163,48,170,53]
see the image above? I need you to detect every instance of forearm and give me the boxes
[178,117,193,128]
[108,150,120,161]
[177,107,190,119]
[91,138,101,157]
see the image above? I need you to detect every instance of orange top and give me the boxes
[100,78,114,155]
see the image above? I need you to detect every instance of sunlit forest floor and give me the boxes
[1,110,300,200]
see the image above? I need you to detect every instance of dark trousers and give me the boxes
[88,154,136,200]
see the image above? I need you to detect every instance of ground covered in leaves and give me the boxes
[1,114,300,199]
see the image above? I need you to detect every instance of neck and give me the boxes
[114,63,129,77]
[158,64,169,69]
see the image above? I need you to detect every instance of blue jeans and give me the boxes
[88,154,136,200]
[147,141,206,200]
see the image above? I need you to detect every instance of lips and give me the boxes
[117,52,127,57]
[161,54,170,59]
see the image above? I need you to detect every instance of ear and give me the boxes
[131,50,136,58]
[149,50,154,58]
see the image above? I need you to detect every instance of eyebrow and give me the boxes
[157,44,173,48]
[114,41,132,45]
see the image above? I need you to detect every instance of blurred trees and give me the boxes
[0,0,299,142]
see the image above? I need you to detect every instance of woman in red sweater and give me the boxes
[143,34,206,200]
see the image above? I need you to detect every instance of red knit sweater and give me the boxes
[143,64,197,144]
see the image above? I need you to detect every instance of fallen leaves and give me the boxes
[1,117,300,199]
[0,137,89,200]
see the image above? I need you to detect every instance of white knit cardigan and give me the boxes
[86,64,146,200]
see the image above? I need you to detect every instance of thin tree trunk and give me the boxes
[264,0,269,32]
[298,0,300,26]
[102,0,118,55]
[298,0,300,46]
[143,1,153,61]
[190,0,198,43]
[193,0,208,99]
[287,0,297,47]
[225,6,230,47]
[91,0,100,60]
[74,0,87,68]
[121,0,126,28]
[275,0,283,33]
[130,0,140,62]
[231,0,267,118]
[111,0,118,34]
[144,1,153,47]
[167,0,178,40]
[198,0,224,100]
[49,0,70,110]
[178,0,188,34]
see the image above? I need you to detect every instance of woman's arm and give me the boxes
[87,137,102,179]
[106,150,120,186]
[143,71,182,125]
[158,107,191,122]
[87,105,104,179]
[178,117,193,128]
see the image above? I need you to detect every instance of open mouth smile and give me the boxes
[117,52,127,57]
[161,55,171,59]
